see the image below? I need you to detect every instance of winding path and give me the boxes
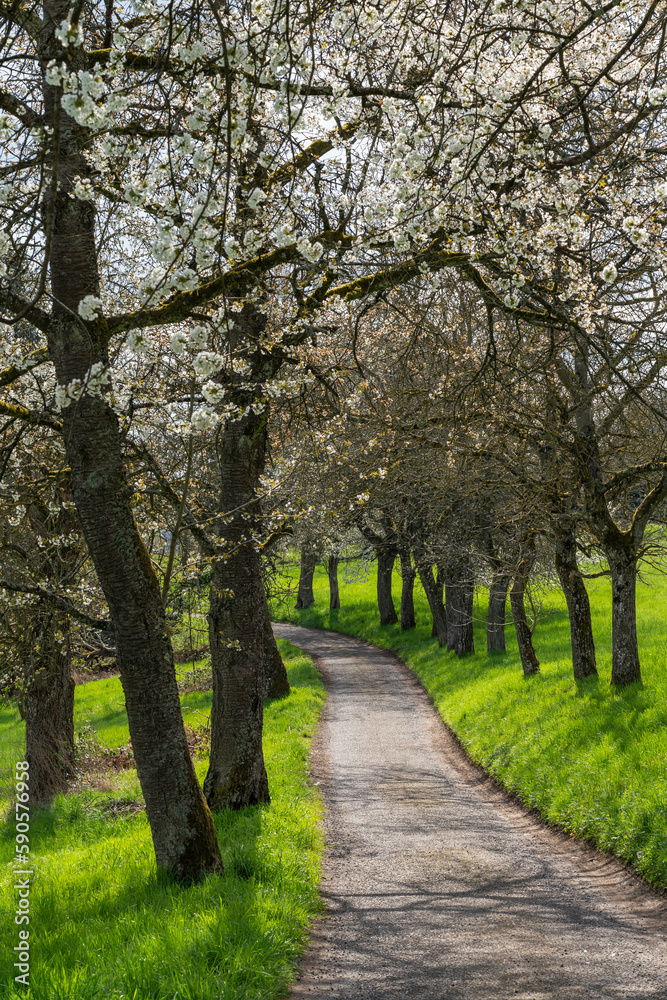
[273,623,667,1000]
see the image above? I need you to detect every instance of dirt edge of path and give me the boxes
[277,622,667,939]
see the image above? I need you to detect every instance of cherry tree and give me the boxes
[1,0,666,875]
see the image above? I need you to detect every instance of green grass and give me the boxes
[0,640,326,1000]
[273,560,667,889]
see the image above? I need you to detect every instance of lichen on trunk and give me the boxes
[606,543,640,686]
[399,549,416,630]
[445,556,475,656]
[204,410,270,811]
[295,544,316,609]
[510,542,540,677]
[416,556,447,646]
[328,555,341,610]
[486,572,509,653]
[554,527,597,680]
[376,547,398,625]
[23,607,74,803]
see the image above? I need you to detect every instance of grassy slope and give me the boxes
[0,640,325,1000]
[273,563,667,889]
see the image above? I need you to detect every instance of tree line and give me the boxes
[1,0,667,880]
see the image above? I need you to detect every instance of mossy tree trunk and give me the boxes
[486,572,510,653]
[605,541,641,686]
[328,555,340,609]
[295,544,316,609]
[510,541,540,677]
[431,563,445,639]
[445,556,475,656]
[554,525,597,680]
[24,606,75,803]
[399,549,416,630]
[377,546,398,625]
[416,555,447,646]
[41,7,221,879]
[204,411,270,810]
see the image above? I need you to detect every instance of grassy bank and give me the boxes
[274,562,667,890]
[0,640,325,1000]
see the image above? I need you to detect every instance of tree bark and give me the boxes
[377,547,398,625]
[486,572,510,653]
[445,557,475,656]
[263,597,290,700]
[328,555,340,610]
[431,563,445,638]
[510,544,540,677]
[41,10,221,879]
[554,528,597,680]
[24,607,74,803]
[416,558,447,645]
[295,544,316,609]
[606,541,641,686]
[399,549,416,630]
[204,412,270,810]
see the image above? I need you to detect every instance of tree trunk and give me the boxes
[445,557,475,655]
[554,529,597,680]
[486,573,510,653]
[377,547,398,625]
[295,544,316,609]
[263,597,290,700]
[416,559,447,645]
[24,607,74,803]
[41,11,221,879]
[510,545,540,677]
[606,542,641,686]
[399,549,416,630]
[431,563,445,638]
[204,412,270,810]
[328,555,340,610]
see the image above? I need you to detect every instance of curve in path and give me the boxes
[273,623,667,1000]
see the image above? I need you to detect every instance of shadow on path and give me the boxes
[274,623,667,1000]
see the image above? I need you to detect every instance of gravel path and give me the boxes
[273,623,667,1000]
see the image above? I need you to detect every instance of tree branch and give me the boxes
[0,580,111,629]
[0,0,41,38]
[0,399,62,431]
[0,87,42,129]
[134,445,217,556]
[0,288,52,334]
[0,347,49,387]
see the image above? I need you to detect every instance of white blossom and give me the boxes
[188,326,209,349]
[191,406,219,431]
[74,178,95,200]
[202,380,226,404]
[55,18,84,48]
[649,87,667,105]
[622,217,649,246]
[127,331,151,354]
[55,386,69,410]
[296,238,324,263]
[171,331,188,355]
[246,187,267,211]
[193,351,225,377]
[78,295,103,321]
